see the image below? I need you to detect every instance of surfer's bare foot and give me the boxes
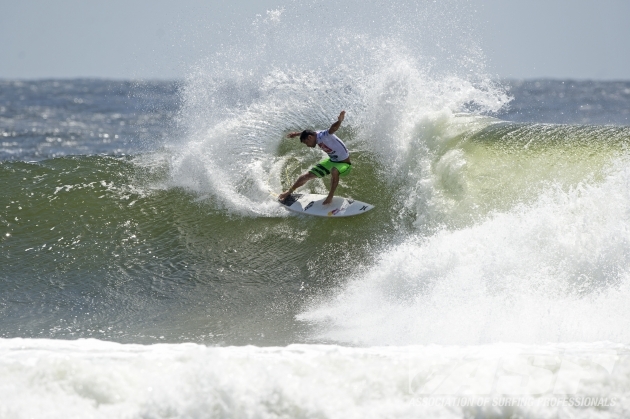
[323,197,333,205]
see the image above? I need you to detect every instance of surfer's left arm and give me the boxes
[328,111,345,135]
[323,168,340,205]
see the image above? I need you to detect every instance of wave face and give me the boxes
[3,117,630,347]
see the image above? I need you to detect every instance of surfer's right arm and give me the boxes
[287,131,301,138]
[328,110,345,135]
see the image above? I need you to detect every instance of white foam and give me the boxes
[299,160,630,345]
[0,338,627,419]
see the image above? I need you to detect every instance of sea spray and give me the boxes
[168,1,509,216]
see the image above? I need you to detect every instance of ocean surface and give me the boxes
[2,3,630,418]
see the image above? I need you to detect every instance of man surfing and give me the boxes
[278,111,351,205]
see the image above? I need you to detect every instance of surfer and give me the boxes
[278,111,351,205]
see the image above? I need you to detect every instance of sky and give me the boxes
[1,0,629,80]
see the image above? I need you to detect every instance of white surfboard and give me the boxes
[278,193,374,217]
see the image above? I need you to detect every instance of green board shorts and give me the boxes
[309,158,352,178]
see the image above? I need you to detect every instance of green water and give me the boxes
[1,121,629,345]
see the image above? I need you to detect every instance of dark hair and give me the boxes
[300,130,316,141]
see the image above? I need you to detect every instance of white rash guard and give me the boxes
[316,130,350,162]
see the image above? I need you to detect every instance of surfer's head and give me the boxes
[299,130,317,147]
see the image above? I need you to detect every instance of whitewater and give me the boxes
[2,1,630,418]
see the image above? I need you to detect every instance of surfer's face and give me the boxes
[301,134,317,148]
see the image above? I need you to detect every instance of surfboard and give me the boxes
[278,193,374,217]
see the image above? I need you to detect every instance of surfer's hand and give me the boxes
[287,132,300,138]
[338,111,345,123]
